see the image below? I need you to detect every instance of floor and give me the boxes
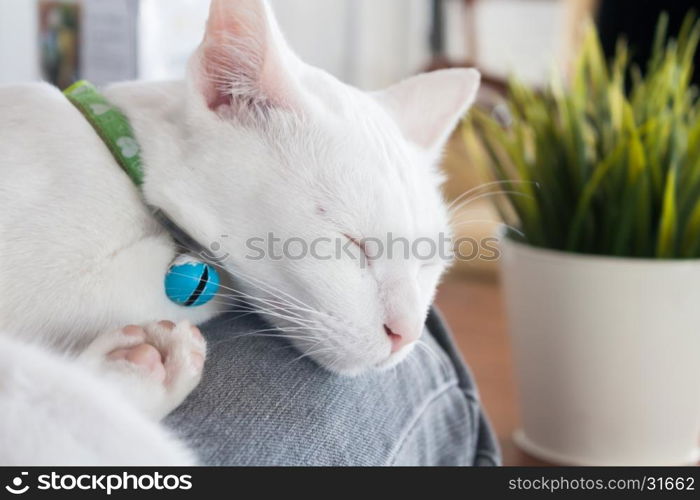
[434,278,550,466]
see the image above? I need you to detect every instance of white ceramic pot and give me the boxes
[500,236,700,465]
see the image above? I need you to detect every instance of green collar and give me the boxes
[64,80,144,186]
[63,80,217,264]
[62,80,208,257]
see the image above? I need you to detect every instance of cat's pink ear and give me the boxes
[377,68,480,153]
[190,0,300,112]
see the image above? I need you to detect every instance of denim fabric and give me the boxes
[165,308,500,466]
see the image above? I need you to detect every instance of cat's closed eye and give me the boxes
[343,233,372,265]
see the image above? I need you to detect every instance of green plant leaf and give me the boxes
[464,12,699,258]
[656,165,678,257]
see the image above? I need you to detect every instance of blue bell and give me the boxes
[164,255,220,307]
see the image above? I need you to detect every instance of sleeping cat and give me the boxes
[0,0,479,464]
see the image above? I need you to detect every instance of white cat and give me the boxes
[0,0,479,464]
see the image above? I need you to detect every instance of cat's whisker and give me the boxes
[226,278,337,332]
[169,266,340,332]
[223,296,310,322]
[229,268,316,311]
[222,280,325,322]
[226,280,334,324]
[447,189,533,218]
[165,270,289,310]
[168,272,310,321]
[206,296,301,316]
[207,335,308,353]
[219,283,304,313]
[209,302,323,330]
[235,332,321,343]
[210,296,299,316]
[195,282,323,326]
[446,179,538,212]
[449,218,525,237]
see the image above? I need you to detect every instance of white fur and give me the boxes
[0,0,479,464]
[0,335,195,465]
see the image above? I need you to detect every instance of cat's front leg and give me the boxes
[78,321,206,419]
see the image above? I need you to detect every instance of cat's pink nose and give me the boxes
[384,323,417,353]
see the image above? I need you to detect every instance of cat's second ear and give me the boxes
[189,0,300,112]
[377,68,480,154]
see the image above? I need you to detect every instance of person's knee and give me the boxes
[166,315,482,465]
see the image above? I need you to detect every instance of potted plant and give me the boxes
[465,15,700,465]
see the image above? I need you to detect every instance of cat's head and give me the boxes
[167,0,479,374]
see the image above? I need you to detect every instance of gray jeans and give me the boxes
[165,308,500,466]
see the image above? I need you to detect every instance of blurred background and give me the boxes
[0,0,580,89]
[1,0,697,465]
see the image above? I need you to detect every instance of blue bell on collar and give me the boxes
[164,254,220,307]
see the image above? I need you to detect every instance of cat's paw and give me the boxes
[80,320,206,419]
